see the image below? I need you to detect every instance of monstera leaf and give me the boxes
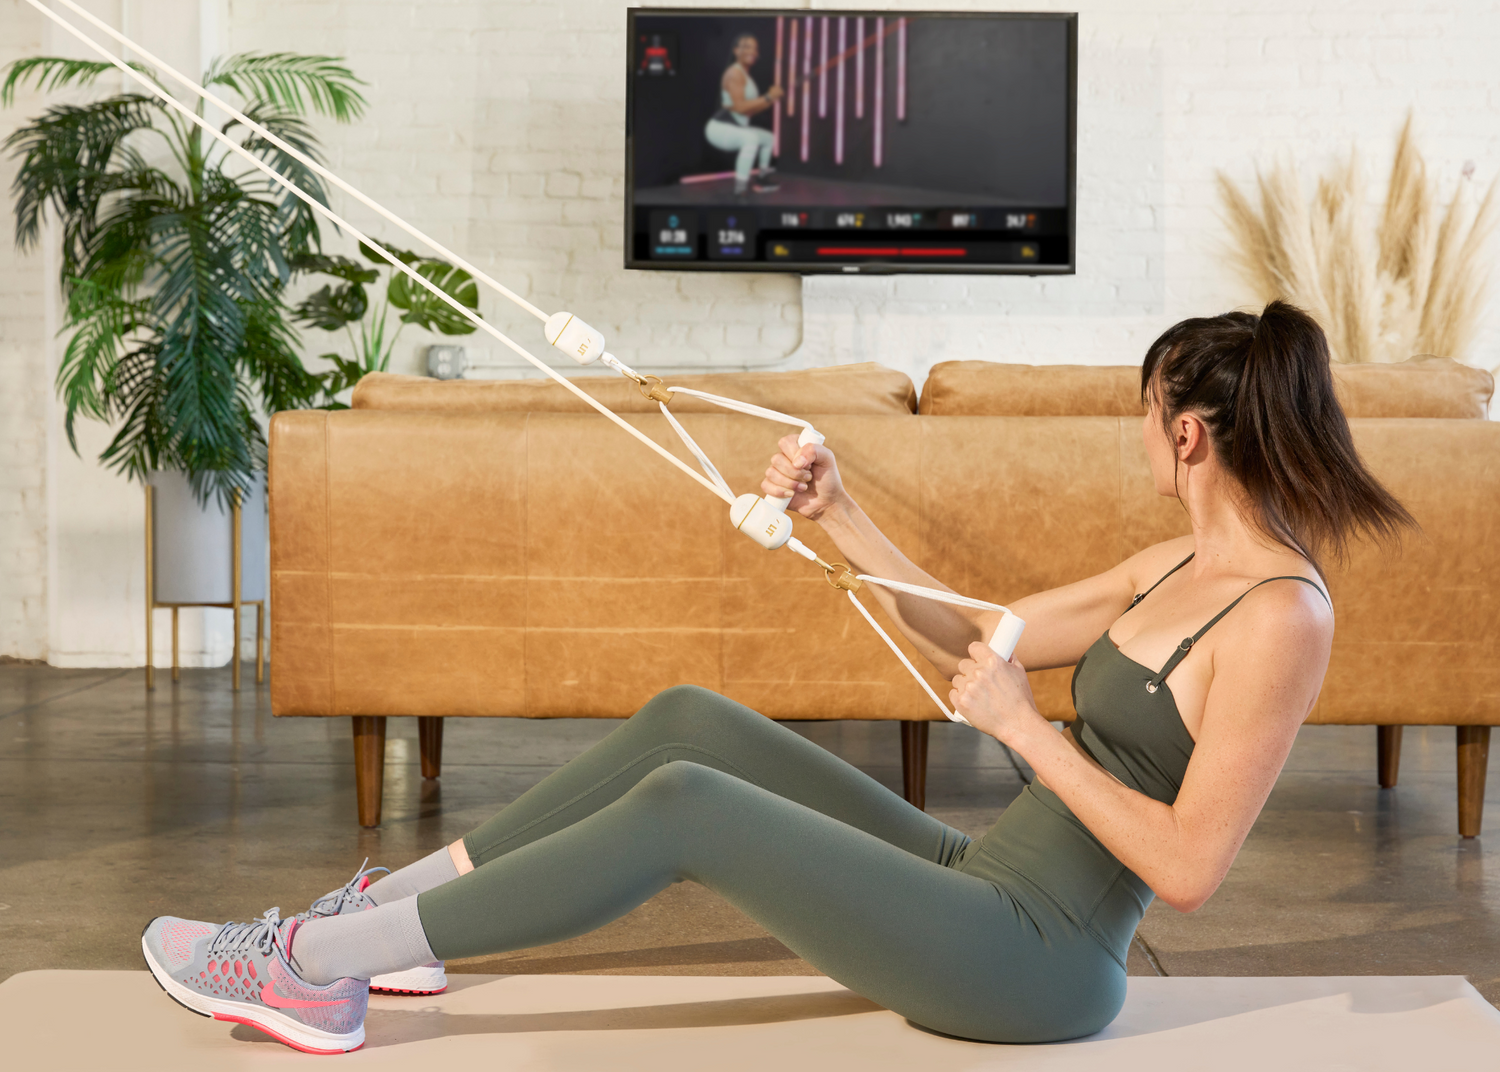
[389,259,480,335]
[292,281,369,330]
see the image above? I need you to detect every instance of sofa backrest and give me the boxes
[352,362,919,416]
[919,356,1494,419]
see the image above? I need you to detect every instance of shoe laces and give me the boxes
[300,859,390,921]
[209,906,292,960]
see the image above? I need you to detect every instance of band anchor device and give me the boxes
[30,0,1024,728]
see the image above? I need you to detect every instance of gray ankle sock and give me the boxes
[291,897,436,985]
[364,847,459,905]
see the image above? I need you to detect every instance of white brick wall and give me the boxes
[3,0,1498,662]
[0,0,49,660]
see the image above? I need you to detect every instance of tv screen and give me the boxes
[625,9,1076,274]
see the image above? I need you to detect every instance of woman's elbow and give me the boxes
[1154,873,1221,914]
[1158,890,1208,914]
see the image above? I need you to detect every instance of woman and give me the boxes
[143,303,1413,1054]
[704,33,782,195]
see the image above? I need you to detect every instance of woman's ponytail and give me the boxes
[1142,300,1415,573]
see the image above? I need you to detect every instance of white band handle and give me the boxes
[988,611,1027,661]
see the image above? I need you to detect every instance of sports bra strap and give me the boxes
[1126,553,1196,613]
[1145,575,1329,693]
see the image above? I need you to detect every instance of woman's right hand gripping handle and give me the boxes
[761,433,850,523]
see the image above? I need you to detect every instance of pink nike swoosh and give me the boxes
[261,983,350,1010]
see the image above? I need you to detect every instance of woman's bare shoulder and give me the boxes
[1230,571,1334,640]
[1119,536,1197,593]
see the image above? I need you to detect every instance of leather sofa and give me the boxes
[268,358,1497,832]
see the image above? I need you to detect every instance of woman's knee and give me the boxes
[631,759,738,810]
[632,685,752,735]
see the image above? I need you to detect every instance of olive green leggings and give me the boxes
[417,686,1140,1042]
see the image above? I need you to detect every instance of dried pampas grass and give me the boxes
[1218,114,1497,364]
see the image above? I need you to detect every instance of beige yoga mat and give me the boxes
[2,971,1495,1070]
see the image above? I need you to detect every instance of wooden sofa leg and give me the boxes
[419,716,444,779]
[900,720,930,812]
[352,716,387,828]
[1377,725,1403,788]
[1457,726,1490,839]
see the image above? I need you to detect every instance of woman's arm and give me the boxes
[950,581,1332,911]
[723,67,782,115]
[762,435,1171,678]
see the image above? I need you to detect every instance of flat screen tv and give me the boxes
[625,9,1076,274]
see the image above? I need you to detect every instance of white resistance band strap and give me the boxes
[656,404,733,500]
[665,387,819,438]
[843,590,971,726]
[854,575,1027,726]
[25,0,733,507]
[648,385,823,511]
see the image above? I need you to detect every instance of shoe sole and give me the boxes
[140,929,364,1054]
[370,965,448,995]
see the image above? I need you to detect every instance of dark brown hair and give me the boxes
[1141,300,1415,573]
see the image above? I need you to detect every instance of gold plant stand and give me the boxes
[144,484,265,690]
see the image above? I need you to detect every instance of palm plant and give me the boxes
[292,239,480,407]
[3,53,367,505]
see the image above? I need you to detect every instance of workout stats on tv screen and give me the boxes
[625,9,1076,274]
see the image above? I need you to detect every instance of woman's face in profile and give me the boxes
[735,37,760,67]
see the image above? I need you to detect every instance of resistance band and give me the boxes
[26,0,1024,724]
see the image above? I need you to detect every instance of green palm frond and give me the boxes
[204,53,367,122]
[3,94,159,250]
[0,57,156,105]
[241,298,321,414]
[230,106,330,254]
[56,277,155,447]
[94,343,168,482]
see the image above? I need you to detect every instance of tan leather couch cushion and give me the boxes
[352,362,918,416]
[919,356,1494,419]
[919,363,1146,417]
[1330,358,1493,419]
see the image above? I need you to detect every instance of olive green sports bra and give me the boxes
[1068,553,1330,805]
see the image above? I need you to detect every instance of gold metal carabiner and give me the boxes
[824,562,862,592]
[636,375,675,405]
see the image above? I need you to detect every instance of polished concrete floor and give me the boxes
[2,665,1498,1004]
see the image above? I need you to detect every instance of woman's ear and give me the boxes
[1176,412,1210,464]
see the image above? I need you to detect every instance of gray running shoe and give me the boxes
[142,908,367,1054]
[302,862,449,995]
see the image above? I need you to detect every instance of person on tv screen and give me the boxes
[705,33,781,195]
